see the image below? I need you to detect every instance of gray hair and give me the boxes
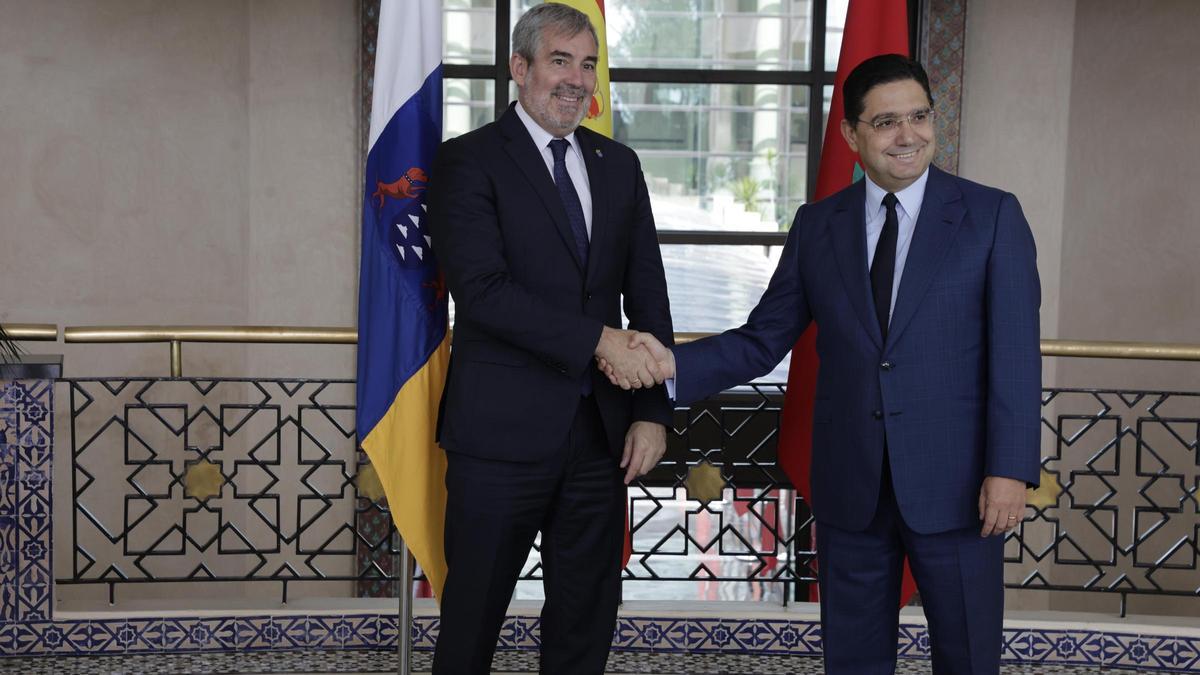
[511,3,598,62]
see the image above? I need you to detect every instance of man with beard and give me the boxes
[425,3,673,673]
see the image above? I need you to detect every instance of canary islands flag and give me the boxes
[356,0,448,601]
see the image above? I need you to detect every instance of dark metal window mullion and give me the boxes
[454,0,835,245]
[493,0,511,117]
[610,68,823,86]
[807,0,828,203]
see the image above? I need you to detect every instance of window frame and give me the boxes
[437,1,923,247]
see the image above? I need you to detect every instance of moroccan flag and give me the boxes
[776,0,917,606]
[356,0,449,601]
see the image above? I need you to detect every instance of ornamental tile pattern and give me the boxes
[4,613,1195,671]
[0,649,1154,674]
[3,645,1200,674]
[1,378,54,628]
[922,0,968,174]
[4,376,1200,672]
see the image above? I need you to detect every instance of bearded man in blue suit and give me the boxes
[607,54,1042,674]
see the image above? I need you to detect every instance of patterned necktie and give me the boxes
[549,138,590,268]
[871,193,899,340]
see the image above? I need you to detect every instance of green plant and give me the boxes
[731,176,761,213]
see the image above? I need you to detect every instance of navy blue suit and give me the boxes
[427,104,673,674]
[674,166,1041,673]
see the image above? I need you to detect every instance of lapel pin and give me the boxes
[594,148,603,158]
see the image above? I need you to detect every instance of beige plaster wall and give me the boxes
[959,0,1075,348]
[245,0,360,379]
[0,0,359,379]
[961,0,1200,618]
[963,0,1200,382]
[0,0,361,608]
[1055,0,1200,391]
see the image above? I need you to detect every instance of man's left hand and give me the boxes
[978,476,1026,537]
[621,421,666,485]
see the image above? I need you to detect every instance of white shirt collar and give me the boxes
[515,101,579,152]
[864,168,930,221]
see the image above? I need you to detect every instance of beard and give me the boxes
[527,84,590,133]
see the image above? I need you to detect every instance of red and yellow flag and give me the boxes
[556,0,612,137]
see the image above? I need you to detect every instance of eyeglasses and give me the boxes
[855,108,936,134]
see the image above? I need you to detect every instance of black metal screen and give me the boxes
[58,378,1199,610]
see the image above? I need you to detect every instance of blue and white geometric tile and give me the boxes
[897,624,931,658]
[411,615,438,650]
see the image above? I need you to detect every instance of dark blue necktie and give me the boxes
[871,193,899,340]
[549,139,590,268]
[549,139,592,395]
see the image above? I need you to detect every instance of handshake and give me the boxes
[593,326,676,390]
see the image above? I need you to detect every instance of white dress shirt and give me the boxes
[515,101,593,238]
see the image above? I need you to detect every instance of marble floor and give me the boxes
[0,650,1139,674]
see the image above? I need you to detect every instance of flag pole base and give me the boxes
[397,541,413,675]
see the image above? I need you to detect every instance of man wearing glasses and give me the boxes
[606,54,1042,673]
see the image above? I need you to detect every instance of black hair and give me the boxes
[842,54,933,122]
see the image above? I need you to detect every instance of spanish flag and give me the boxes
[556,0,612,137]
[356,0,448,601]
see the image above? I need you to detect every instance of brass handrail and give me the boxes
[1040,339,1200,362]
[0,324,59,341]
[58,325,1200,377]
[64,325,355,344]
[64,325,355,377]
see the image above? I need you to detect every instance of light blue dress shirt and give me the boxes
[864,168,929,322]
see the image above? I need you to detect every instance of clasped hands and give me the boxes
[593,327,675,390]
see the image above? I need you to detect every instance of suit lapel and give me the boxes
[828,180,884,350]
[575,130,608,289]
[498,106,587,273]
[885,166,967,348]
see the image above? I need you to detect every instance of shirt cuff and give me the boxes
[665,377,676,401]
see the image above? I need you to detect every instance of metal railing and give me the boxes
[1,323,58,342]
[63,325,358,377]
[44,324,1200,374]
[6,323,1200,615]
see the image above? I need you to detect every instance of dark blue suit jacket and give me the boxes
[675,166,1041,534]
[428,104,674,462]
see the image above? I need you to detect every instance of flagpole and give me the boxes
[397,541,413,675]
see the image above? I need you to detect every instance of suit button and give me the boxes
[585,292,593,301]
[880,361,893,370]
[872,410,883,420]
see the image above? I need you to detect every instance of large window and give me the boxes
[442,0,851,380]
